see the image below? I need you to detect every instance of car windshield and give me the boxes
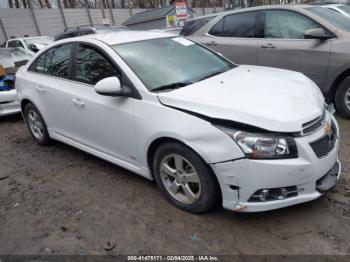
[23,37,53,46]
[337,5,350,15]
[112,37,235,91]
[305,6,350,32]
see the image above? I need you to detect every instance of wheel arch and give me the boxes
[20,98,33,119]
[328,68,350,103]
[146,136,223,198]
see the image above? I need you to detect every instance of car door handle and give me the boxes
[204,41,217,46]
[34,85,45,94]
[261,43,276,49]
[72,98,85,108]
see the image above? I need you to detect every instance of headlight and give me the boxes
[219,127,298,159]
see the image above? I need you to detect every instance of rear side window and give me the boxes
[209,11,257,37]
[180,17,215,36]
[44,44,72,78]
[75,44,120,85]
[29,44,73,79]
[30,53,45,74]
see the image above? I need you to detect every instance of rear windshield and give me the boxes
[180,16,215,36]
[305,6,350,32]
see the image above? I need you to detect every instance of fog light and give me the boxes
[249,186,299,202]
[259,189,270,202]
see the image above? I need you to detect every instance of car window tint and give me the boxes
[29,53,46,73]
[209,19,224,36]
[75,44,120,85]
[210,12,257,37]
[265,10,319,39]
[8,40,23,48]
[180,17,215,36]
[44,44,72,78]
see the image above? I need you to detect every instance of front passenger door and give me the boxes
[258,10,332,88]
[69,44,138,165]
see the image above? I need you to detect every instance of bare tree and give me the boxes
[14,0,20,8]
[22,0,28,8]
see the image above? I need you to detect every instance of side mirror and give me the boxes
[304,28,332,41]
[94,76,125,96]
[28,44,39,52]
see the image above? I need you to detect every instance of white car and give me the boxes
[15,31,341,213]
[3,36,53,54]
[322,4,350,17]
[0,48,32,116]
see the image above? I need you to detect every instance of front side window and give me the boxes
[75,44,120,85]
[113,37,235,91]
[305,6,350,32]
[210,12,257,37]
[44,44,72,78]
[265,10,319,39]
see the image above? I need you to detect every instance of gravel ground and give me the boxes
[0,114,349,255]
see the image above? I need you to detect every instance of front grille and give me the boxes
[310,121,337,158]
[302,111,325,136]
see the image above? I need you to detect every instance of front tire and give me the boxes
[335,79,350,119]
[152,142,219,213]
[24,103,51,145]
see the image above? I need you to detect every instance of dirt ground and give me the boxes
[0,114,349,255]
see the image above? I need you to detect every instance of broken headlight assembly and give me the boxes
[219,127,298,159]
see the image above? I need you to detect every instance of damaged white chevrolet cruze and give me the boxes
[15,31,341,213]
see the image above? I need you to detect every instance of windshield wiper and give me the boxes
[196,69,227,82]
[152,81,192,92]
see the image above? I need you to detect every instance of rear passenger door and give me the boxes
[199,11,261,64]
[28,44,76,137]
[257,10,332,88]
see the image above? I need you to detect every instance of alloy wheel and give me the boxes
[159,154,201,204]
[345,87,350,111]
[27,109,44,140]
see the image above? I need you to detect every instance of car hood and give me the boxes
[157,65,325,133]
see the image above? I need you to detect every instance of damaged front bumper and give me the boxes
[211,117,341,213]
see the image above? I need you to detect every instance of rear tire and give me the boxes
[335,79,350,119]
[24,103,51,145]
[152,142,219,213]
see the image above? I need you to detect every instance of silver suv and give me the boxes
[182,5,350,119]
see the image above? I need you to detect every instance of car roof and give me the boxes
[63,30,175,46]
[189,4,314,20]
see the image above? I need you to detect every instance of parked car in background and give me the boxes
[322,3,350,17]
[182,4,350,119]
[2,36,53,54]
[54,25,128,41]
[15,31,340,213]
[0,48,32,116]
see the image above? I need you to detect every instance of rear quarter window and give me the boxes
[180,16,215,36]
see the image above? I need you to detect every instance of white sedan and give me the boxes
[15,31,341,213]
